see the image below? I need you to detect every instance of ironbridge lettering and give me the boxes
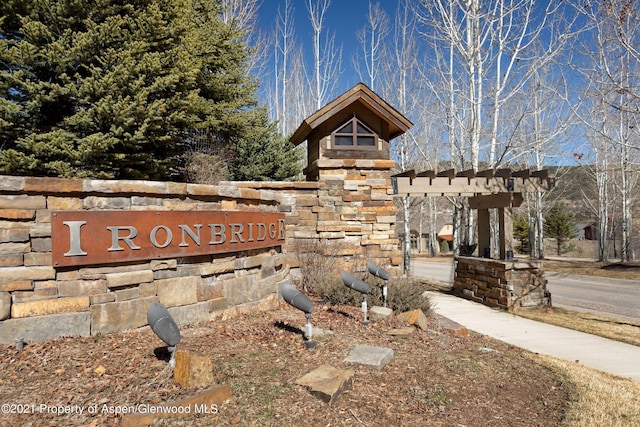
[52,211,285,267]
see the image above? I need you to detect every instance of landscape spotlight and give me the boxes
[341,271,371,324]
[367,261,390,307]
[147,302,181,366]
[280,283,316,349]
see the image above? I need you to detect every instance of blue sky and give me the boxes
[256,0,398,92]
[253,1,592,167]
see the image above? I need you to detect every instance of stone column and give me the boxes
[313,159,402,273]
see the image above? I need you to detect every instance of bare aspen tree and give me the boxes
[595,144,611,261]
[516,69,575,259]
[605,0,640,261]
[354,2,390,90]
[581,109,613,261]
[418,0,484,171]
[288,49,315,125]
[420,0,578,170]
[218,0,266,74]
[306,0,342,110]
[570,0,639,261]
[265,0,316,139]
[219,0,259,29]
[417,0,485,252]
[411,105,447,258]
[599,0,640,105]
[417,0,580,256]
[382,0,421,274]
[416,0,470,254]
[273,0,295,135]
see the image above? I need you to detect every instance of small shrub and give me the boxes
[184,151,232,184]
[314,274,431,314]
[293,239,345,293]
[314,276,360,306]
[376,276,432,314]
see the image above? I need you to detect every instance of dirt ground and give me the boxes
[0,301,568,427]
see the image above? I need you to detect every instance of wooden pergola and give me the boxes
[392,168,555,260]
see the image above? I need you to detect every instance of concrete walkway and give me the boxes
[426,291,640,381]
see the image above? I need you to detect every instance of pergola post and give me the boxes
[477,208,491,258]
[498,207,514,260]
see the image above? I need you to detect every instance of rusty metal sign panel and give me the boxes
[52,210,285,267]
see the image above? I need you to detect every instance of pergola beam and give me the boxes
[416,170,436,179]
[392,174,554,196]
[469,193,523,209]
[476,169,495,178]
[391,168,553,260]
[437,169,456,179]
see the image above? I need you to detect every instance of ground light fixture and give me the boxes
[341,271,371,325]
[280,282,316,349]
[147,302,181,366]
[367,261,390,307]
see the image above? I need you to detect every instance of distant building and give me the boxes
[398,222,453,254]
[576,220,597,240]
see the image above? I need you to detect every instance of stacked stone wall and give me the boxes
[0,164,402,343]
[0,176,289,344]
[233,158,402,277]
[453,256,549,310]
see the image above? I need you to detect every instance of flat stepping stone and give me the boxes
[296,365,354,404]
[369,306,393,321]
[386,326,415,337]
[343,345,394,370]
[314,327,334,336]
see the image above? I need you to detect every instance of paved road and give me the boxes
[411,260,455,284]
[412,259,640,322]
[546,272,640,321]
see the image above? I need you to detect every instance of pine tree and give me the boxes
[513,213,530,254]
[229,112,302,181]
[1,0,200,178]
[544,203,578,256]
[185,0,301,181]
[0,0,301,181]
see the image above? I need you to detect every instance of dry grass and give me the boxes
[516,258,640,425]
[543,259,640,281]
[534,355,640,427]
[517,307,640,347]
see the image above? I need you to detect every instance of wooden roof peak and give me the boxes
[290,83,413,146]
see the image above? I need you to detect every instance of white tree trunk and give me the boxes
[355,2,389,90]
[306,0,341,111]
[596,147,610,261]
[428,197,438,256]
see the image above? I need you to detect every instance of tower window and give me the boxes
[331,117,378,149]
